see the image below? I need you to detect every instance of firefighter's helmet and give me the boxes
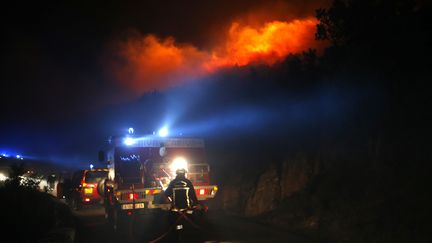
[176,168,187,175]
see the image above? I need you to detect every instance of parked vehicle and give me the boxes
[66,168,109,210]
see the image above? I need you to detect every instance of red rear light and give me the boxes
[84,198,91,202]
[199,189,205,195]
[82,183,95,188]
[128,193,138,200]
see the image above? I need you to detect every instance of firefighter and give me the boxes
[163,168,200,238]
[164,168,198,210]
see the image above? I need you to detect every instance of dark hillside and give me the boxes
[209,1,432,242]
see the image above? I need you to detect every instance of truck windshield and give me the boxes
[115,152,143,184]
[85,171,108,183]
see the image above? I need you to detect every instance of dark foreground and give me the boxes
[74,205,315,243]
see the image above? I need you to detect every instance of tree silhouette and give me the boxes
[315,0,419,48]
[315,0,350,46]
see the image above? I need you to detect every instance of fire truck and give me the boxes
[98,131,218,230]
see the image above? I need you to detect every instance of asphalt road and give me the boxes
[73,205,316,243]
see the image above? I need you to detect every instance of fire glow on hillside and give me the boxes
[205,17,318,70]
[110,17,321,94]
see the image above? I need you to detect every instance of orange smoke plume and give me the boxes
[205,17,318,70]
[111,35,207,93]
[109,17,321,95]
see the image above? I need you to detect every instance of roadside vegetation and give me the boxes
[0,162,76,243]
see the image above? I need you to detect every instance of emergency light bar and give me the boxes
[124,137,136,146]
[158,127,169,137]
[115,136,204,148]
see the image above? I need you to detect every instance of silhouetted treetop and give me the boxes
[316,0,422,48]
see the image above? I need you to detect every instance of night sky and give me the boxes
[0,0,342,168]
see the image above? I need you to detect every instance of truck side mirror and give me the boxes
[98,151,105,162]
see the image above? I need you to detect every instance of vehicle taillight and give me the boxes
[129,193,138,200]
[145,189,161,195]
[199,189,206,195]
[82,183,96,188]
[84,198,91,202]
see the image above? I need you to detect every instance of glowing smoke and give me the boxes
[108,17,322,95]
[205,17,318,70]
[110,34,208,95]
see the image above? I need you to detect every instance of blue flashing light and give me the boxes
[90,164,94,169]
[158,127,169,137]
[128,127,134,134]
[124,137,136,146]
[16,155,21,159]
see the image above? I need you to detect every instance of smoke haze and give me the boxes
[107,2,330,95]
